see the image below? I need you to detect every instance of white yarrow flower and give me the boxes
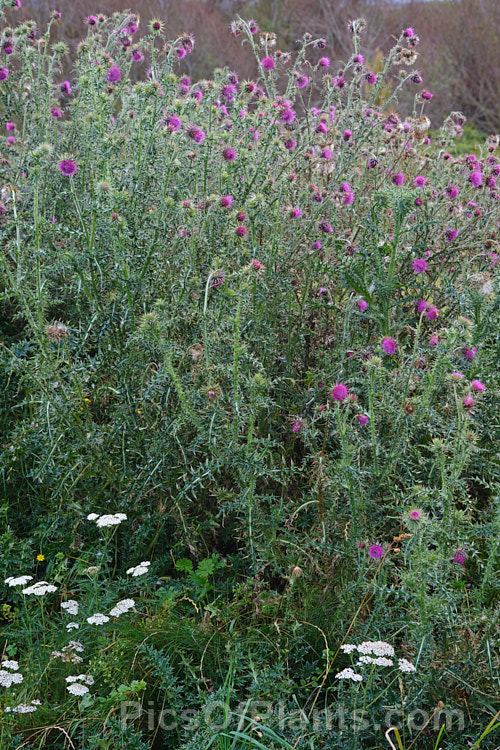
[90,513,128,528]
[61,600,79,616]
[372,657,393,667]
[86,613,109,625]
[66,622,80,631]
[357,641,395,657]
[398,658,416,673]
[340,644,357,654]
[5,575,33,587]
[109,598,135,618]
[126,561,150,577]
[0,670,23,687]
[335,667,363,682]
[67,683,89,696]
[86,513,99,520]
[1,661,19,671]
[22,581,58,596]
[5,701,39,713]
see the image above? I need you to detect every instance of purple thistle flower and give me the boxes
[426,307,439,321]
[409,510,421,520]
[260,56,275,71]
[84,15,98,26]
[319,221,333,234]
[5,122,15,131]
[471,379,485,392]
[453,549,468,565]
[176,47,186,59]
[132,49,144,62]
[332,384,348,401]
[165,115,182,132]
[450,372,464,381]
[60,80,71,95]
[393,172,405,186]
[403,27,414,37]
[365,72,376,85]
[0,67,9,81]
[464,346,478,361]
[322,148,333,160]
[284,138,297,150]
[343,192,355,206]
[343,129,352,141]
[445,229,458,242]
[236,225,247,237]
[420,89,433,100]
[318,57,330,67]
[3,42,13,55]
[412,258,428,274]
[354,53,364,63]
[57,159,77,176]
[414,175,426,187]
[105,65,121,83]
[357,414,368,426]
[416,299,428,313]
[463,394,475,408]
[296,74,309,89]
[220,195,233,208]
[368,544,385,560]
[188,126,205,143]
[315,121,328,134]
[357,299,368,312]
[289,207,302,218]
[292,420,303,434]
[381,337,397,355]
[222,147,236,162]
[469,171,483,187]
[429,334,438,346]
[446,185,460,198]
[51,108,62,118]
[6,135,15,145]
[281,108,296,124]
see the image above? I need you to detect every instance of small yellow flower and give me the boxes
[137,409,142,414]
[37,554,45,562]
[84,398,91,403]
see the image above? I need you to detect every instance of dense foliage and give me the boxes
[0,4,499,749]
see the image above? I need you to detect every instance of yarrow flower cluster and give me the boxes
[87,512,127,527]
[337,641,415,681]
[86,612,110,625]
[66,673,94,695]
[61,599,79,616]
[5,575,33,587]
[109,598,135,618]
[22,581,58,595]
[126,561,150,577]
[5,700,41,714]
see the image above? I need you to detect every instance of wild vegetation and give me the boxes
[0,3,499,749]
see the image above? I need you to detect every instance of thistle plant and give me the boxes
[0,5,499,750]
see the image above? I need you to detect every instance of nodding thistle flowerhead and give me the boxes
[471,379,485,392]
[222,147,236,161]
[186,125,205,143]
[412,258,428,274]
[332,383,348,401]
[453,549,468,565]
[260,56,275,71]
[368,544,385,560]
[105,65,121,83]
[57,159,77,176]
[381,337,397,355]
